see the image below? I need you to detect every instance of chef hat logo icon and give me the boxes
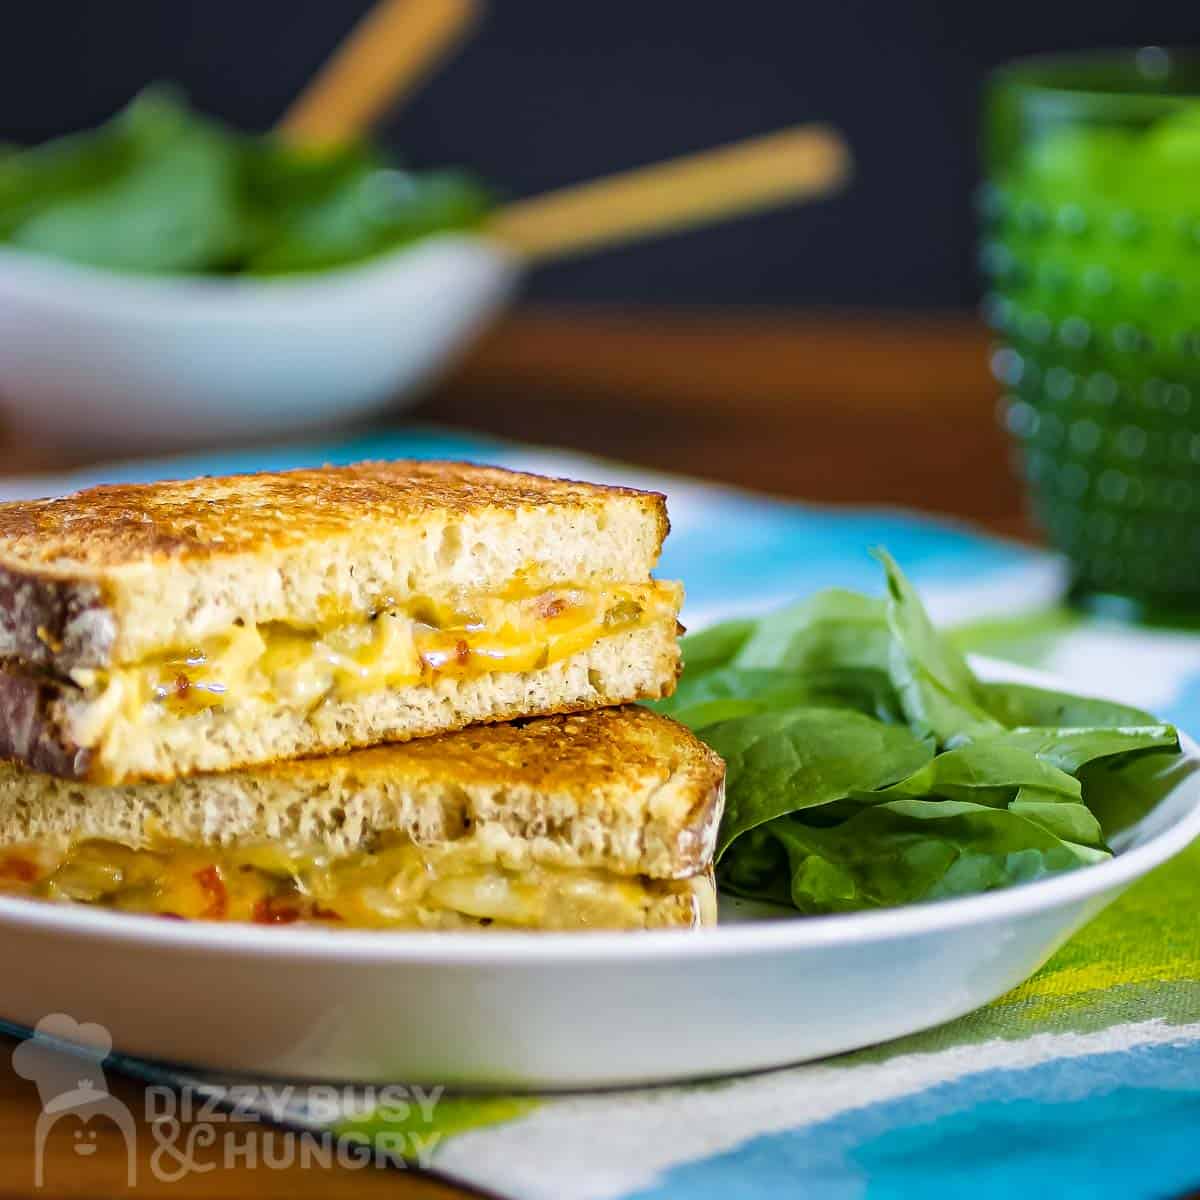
[12,1014,137,1187]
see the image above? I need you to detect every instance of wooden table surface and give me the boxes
[427,307,1031,540]
[0,306,1028,538]
[0,308,1032,1198]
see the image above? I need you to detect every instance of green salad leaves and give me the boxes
[0,88,491,276]
[649,550,1181,914]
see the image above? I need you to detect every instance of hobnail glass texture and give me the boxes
[983,50,1200,619]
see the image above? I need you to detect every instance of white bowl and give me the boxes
[0,235,520,449]
[0,658,1196,1089]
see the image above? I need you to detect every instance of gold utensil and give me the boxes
[487,124,850,263]
[277,0,480,144]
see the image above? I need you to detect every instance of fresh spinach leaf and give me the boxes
[839,741,1106,848]
[651,666,809,716]
[876,549,1004,743]
[663,698,772,730]
[733,589,891,673]
[1,87,491,276]
[14,128,243,273]
[244,166,490,274]
[870,739,1082,806]
[979,680,1158,729]
[0,88,176,238]
[978,725,1179,775]
[703,708,933,859]
[719,798,1109,914]
[8,90,244,273]
[676,619,758,676]
[1009,787,1106,848]
[661,549,1183,917]
[1081,751,1200,841]
[653,665,903,729]
[716,826,795,906]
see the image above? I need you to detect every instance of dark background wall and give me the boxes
[2,2,1192,309]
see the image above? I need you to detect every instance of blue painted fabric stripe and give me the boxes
[64,427,498,486]
[626,1038,1200,1200]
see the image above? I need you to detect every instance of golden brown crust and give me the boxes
[271,707,724,880]
[270,704,723,796]
[0,461,668,574]
[0,707,724,879]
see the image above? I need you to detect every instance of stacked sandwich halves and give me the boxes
[0,462,723,930]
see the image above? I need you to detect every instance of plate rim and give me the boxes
[1,655,1196,965]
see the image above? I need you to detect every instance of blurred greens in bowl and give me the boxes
[0,88,513,449]
[982,48,1200,623]
[0,86,491,276]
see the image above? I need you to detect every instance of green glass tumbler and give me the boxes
[982,48,1200,623]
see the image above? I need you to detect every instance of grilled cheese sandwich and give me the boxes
[0,462,684,783]
[0,707,724,931]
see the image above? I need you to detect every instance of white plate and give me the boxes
[1,658,1197,1089]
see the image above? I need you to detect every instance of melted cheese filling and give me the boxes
[70,581,680,729]
[0,837,712,931]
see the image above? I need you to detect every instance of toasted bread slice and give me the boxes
[0,619,681,783]
[0,460,682,782]
[0,460,670,670]
[0,706,723,879]
[0,708,724,931]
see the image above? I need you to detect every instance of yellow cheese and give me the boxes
[75,581,681,726]
[0,835,703,931]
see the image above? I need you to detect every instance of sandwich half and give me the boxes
[0,707,724,931]
[0,461,682,783]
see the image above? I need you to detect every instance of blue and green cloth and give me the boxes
[7,427,1199,1199]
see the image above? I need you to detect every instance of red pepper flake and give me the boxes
[535,594,567,620]
[311,903,343,922]
[253,896,301,925]
[193,865,227,918]
[174,673,191,697]
[0,855,38,883]
[454,639,470,665]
